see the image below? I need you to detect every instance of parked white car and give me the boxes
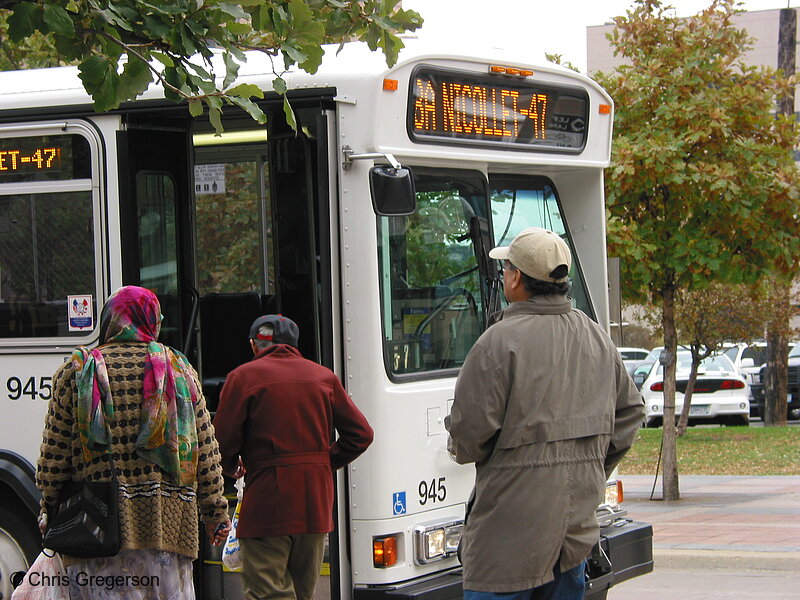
[616,346,651,373]
[721,341,797,416]
[639,351,750,427]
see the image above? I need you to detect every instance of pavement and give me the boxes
[619,474,800,572]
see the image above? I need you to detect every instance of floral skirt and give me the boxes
[64,549,195,600]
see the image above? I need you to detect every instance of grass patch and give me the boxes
[618,426,800,476]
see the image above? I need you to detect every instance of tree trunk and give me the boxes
[765,13,796,427]
[676,361,700,436]
[765,327,789,426]
[660,286,680,500]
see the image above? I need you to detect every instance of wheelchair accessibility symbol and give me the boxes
[393,492,406,515]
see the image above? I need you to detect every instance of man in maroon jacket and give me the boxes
[213,314,374,600]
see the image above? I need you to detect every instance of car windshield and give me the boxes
[657,353,734,375]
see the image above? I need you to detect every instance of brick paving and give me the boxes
[619,475,800,554]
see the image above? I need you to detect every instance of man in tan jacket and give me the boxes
[445,228,644,600]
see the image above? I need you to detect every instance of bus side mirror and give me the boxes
[369,166,416,216]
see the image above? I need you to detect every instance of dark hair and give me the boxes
[509,262,571,297]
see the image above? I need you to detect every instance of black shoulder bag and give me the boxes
[43,451,120,558]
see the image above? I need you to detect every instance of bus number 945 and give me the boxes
[419,477,446,505]
[6,376,52,400]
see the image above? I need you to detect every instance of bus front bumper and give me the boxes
[353,520,653,600]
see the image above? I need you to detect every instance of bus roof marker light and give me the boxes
[383,79,399,91]
[599,104,612,114]
[489,65,533,78]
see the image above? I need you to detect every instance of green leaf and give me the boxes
[163,66,187,101]
[150,51,175,68]
[227,83,264,98]
[272,77,287,95]
[143,15,171,40]
[119,55,153,101]
[251,5,270,30]
[223,52,240,89]
[226,21,251,35]
[189,99,204,117]
[283,95,297,131]
[282,44,308,67]
[207,97,224,135]
[186,61,213,81]
[218,2,249,21]
[230,96,267,124]
[78,56,119,112]
[7,3,42,43]
[42,4,75,38]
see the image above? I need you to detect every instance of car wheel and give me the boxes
[645,417,661,428]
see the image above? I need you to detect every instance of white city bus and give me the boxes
[0,40,651,600]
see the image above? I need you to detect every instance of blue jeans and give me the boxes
[464,561,586,600]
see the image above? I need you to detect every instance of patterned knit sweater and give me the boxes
[36,342,229,563]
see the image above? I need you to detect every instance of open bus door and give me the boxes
[188,105,336,600]
[116,121,199,360]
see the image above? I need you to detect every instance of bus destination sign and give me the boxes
[0,134,90,183]
[408,67,589,151]
[0,147,62,173]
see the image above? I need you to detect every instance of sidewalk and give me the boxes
[619,475,800,571]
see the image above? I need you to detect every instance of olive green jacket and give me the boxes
[445,296,644,592]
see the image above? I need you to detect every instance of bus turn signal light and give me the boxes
[373,536,398,568]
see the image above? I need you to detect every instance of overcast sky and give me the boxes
[403,0,797,72]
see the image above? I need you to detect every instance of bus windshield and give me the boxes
[378,169,486,376]
[489,176,593,319]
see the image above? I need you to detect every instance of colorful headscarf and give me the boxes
[73,286,199,485]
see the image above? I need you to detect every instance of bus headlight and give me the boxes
[413,519,464,564]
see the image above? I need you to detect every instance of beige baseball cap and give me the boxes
[489,227,572,283]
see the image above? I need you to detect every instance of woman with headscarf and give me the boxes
[36,286,230,599]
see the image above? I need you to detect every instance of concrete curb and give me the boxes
[653,549,800,572]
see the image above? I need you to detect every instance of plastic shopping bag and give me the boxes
[11,550,69,600]
[222,477,244,572]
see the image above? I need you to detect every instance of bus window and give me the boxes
[489,176,594,319]
[0,131,96,340]
[0,191,95,338]
[136,172,181,348]
[378,169,486,376]
[194,156,273,295]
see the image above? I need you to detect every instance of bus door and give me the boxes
[116,120,197,357]
[190,104,336,600]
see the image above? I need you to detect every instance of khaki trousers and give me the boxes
[239,534,326,600]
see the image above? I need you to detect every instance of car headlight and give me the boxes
[414,519,463,564]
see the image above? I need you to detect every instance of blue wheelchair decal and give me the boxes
[393,492,406,515]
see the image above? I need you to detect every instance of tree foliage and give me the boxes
[594,0,800,499]
[0,9,70,69]
[0,0,422,131]
[671,283,765,434]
